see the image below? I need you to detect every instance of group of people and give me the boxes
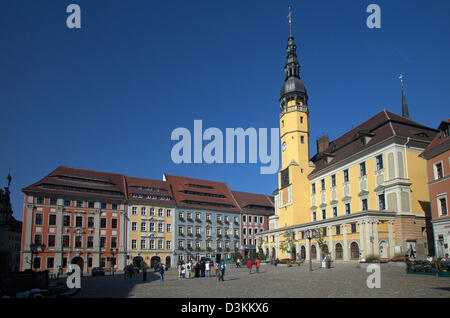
[124,262,165,281]
[178,259,227,281]
[242,258,261,274]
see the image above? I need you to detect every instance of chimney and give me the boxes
[317,136,329,153]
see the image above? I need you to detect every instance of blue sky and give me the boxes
[1,0,449,221]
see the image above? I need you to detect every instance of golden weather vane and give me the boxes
[287,6,292,36]
[399,74,404,88]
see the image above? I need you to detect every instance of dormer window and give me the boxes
[360,136,366,146]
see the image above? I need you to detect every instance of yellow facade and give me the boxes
[128,202,174,267]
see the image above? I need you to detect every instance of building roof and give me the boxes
[309,110,439,177]
[420,119,450,158]
[231,190,274,216]
[125,176,175,205]
[22,166,127,201]
[163,174,240,212]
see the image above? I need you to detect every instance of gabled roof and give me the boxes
[22,166,127,200]
[309,110,439,176]
[163,174,240,212]
[125,176,175,205]
[231,190,274,216]
[420,119,450,158]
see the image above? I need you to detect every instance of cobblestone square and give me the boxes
[72,263,450,298]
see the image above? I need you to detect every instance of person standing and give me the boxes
[178,262,182,278]
[142,266,147,281]
[205,261,211,277]
[215,262,219,277]
[236,258,241,268]
[247,259,253,274]
[200,261,206,277]
[181,262,186,278]
[194,261,200,278]
[219,259,226,281]
[159,263,165,281]
[255,258,260,273]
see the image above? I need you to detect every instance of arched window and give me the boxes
[335,243,343,260]
[300,246,306,259]
[311,245,317,259]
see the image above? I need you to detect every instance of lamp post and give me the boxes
[305,230,313,272]
[110,248,117,276]
[30,243,46,272]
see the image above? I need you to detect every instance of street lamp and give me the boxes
[305,230,313,272]
[110,248,118,276]
[30,243,46,272]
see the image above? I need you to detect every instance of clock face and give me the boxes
[282,142,286,151]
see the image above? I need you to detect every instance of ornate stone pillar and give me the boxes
[343,223,349,261]
[388,220,394,258]
[93,206,101,267]
[358,221,365,258]
[328,225,333,257]
[373,220,379,256]
[306,234,311,261]
[365,221,373,256]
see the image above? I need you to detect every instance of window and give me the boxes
[75,216,83,227]
[311,183,316,195]
[35,213,43,225]
[321,179,325,191]
[158,208,163,217]
[87,236,93,248]
[132,222,137,231]
[75,236,82,248]
[100,258,106,268]
[323,227,327,236]
[131,240,137,249]
[243,228,246,235]
[378,194,386,210]
[312,211,317,221]
[62,258,67,268]
[141,239,146,249]
[249,228,252,235]
[166,240,171,250]
[63,215,70,227]
[344,169,349,183]
[50,198,57,205]
[141,222,147,232]
[100,218,107,228]
[101,203,107,209]
[335,225,341,235]
[345,203,351,215]
[206,213,211,221]
[179,212,184,219]
[166,223,172,233]
[158,240,163,249]
[242,215,246,222]
[333,206,338,217]
[438,196,448,216]
[166,209,171,217]
[254,229,258,234]
[88,258,93,268]
[322,209,326,220]
[259,216,263,223]
[149,222,155,232]
[248,216,252,223]
[178,226,184,234]
[88,201,95,208]
[111,203,117,210]
[362,199,368,211]
[331,175,336,187]
[47,257,54,269]
[158,223,163,232]
[141,207,147,216]
[48,235,55,247]
[87,217,94,228]
[360,136,366,146]
[132,207,137,215]
[49,214,56,226]
[64,200,71,207]
[76,200,83,208]
[111,218,118,229]
[360,162,366,177]
[434,162,444,179]
[33,258,41,269]
[243,239,247,245]
[376,155,384,170]
[62,235,70,248]
[150,208,155,216]
[351,223,357,233]
[301,136,304,144]
[111,237,117,248]
[100,237,106,248]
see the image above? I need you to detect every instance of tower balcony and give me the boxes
[280,104,308,117]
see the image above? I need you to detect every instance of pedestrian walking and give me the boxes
[218,259,226,281]
[142,266,147,281]
[186,261,192,279]
[181,263,186,278]
[247,259,253,274]
[255,258,260,273]
[200,261,206,277]
[159,263,165,281]
[215,262,219,277]
[205,261,211,277]
[236,258,241,268]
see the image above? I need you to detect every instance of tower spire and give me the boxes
[399,74,410,119]
[287,6,293,37]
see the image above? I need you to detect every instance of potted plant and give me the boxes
[224,234,229,239]
[187,217,193,222]
[206,247,212,251]
[217,234,222,238]
[195,233,201,238]
[187,233,193,237]
[187,246,193,251]
[206,219,211,223]
[234,234,239,239]
[217,220,222,224]
[195,218,201,222]
[195,247,201,251]
[179,217,184,222]
[178,246,184,250]
[178,232,184,237]
[224,220,230,225]
[217,247,222,251]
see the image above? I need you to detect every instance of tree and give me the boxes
[256,237,266,260]
[231,248,243,261]
[280,230,297,259]
[313,228,328,258]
